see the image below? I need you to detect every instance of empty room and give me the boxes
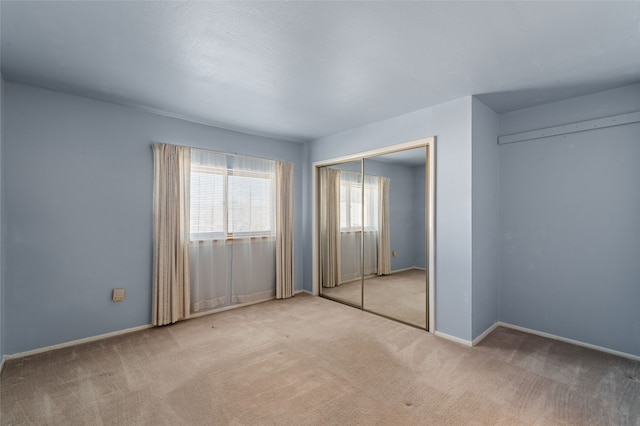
[0,1,639,424]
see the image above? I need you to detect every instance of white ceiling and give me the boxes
[2,1,639,142]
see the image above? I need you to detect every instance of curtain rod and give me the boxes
[153,142,290,164]
[498,110,640,145]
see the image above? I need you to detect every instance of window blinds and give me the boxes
[190,149,276,240]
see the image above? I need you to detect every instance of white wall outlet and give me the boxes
[113,288,125,302]
[392,250,398,257]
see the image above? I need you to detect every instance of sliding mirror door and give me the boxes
[319,161,363,308]
[362,147,427,328]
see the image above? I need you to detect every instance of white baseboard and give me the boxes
[497,322,640,362]
[434,331,472,347]
[391,267,414,274]
[4,324,155,360]
[391,266,426,274]
[5,293,309,363]
[472,322,500,346]
[189,295,277,319]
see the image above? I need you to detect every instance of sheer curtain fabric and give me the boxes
[189,149,228,312]
[229,155,277,304]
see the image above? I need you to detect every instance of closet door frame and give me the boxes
[312,136,436,333]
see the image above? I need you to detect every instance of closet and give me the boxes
[314,138,435,330]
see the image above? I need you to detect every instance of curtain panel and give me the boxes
[276,161,295,299]
[154,144,294,321]
[152,143,191,325]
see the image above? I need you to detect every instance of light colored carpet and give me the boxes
[2,294,639,425]
[321,269,427,327]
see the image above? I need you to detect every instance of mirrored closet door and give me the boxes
[362,148,427,328]
[317,143,431,329]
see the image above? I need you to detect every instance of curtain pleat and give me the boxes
[152,143,191,325]
[276,161,294,299]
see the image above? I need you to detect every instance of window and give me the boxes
[190,151,276,241]
[191,165,225,239]
[228,169,274,235]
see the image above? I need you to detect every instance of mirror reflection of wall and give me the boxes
[363,148,427,328]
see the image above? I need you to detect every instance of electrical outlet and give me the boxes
[392,250,398,257]
[113,288,125,302]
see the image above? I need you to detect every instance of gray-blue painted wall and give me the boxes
[5,77,637,359]
[412,165,427,269]
[471,97,500,340]
[499,84,640,356]
[310,96,474,341]
[4,82,305,355]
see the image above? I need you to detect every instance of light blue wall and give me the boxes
[310,96,473,341]
[4,82,305,355]
[412,165,427,269]
[471,97,500,339]
[499,84,640,356]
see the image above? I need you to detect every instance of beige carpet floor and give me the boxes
[321,269,427,328]
[1,294,639,425]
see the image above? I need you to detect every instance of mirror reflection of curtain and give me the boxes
[340,172,384,280]
[320,167,391,287]
[319,167,341,288]
[377,176,391,275]
[340,171,369,280]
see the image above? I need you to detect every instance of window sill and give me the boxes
[191,235,275,243]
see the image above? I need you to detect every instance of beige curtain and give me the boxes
[319,168,341,287]
[377,176,391,275]
[276,161,294,299]
[152,143,191,325]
